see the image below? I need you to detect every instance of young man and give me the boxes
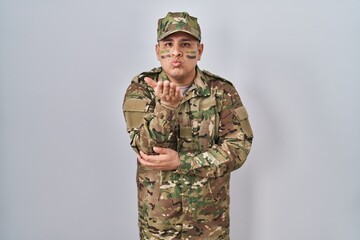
[123,12,253,240]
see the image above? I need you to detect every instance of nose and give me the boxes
[171,45,182,58]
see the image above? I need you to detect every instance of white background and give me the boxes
[1,0,359,239]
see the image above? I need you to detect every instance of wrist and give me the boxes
[160,101,179,109]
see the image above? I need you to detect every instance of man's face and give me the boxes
[156,32,203,85]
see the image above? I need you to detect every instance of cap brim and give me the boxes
[157,29,200,41]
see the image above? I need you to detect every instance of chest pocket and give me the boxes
[179,95,219,153]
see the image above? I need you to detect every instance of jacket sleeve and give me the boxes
[175,82,253,178]
[122,79,178,155]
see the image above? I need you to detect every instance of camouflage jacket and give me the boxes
[123,66,253,239]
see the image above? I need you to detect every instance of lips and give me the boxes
[171,60,182,67]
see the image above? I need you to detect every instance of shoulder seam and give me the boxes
[202,69,233,86]
[132,67,161,84]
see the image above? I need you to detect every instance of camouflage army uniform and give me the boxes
[123,66,253,240]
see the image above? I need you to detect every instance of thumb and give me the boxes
[153,146,167,154]
[144,77,157,89]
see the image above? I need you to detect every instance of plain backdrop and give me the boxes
[1,0,359,239]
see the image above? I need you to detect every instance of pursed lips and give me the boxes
[171,59,182,67]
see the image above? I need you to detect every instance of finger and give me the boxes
[139,151,151,162]
[146,154,164,163]
[169,82,176,96]
[144,77,157,89]
[174,86,183,99]
[138,152,155,164]
[163,81,170,95]
[139,151,149,163]
[140,151,163,163]
[137,154,147,165]
[138,155,156,167]
[157,81,164,95]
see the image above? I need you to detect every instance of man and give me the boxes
[123,12,253,240]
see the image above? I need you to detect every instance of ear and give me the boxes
[197,43,204,60]
[155,43,160,61]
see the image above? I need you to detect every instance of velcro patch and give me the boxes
[123,98,147,112]
[233,106,248,120]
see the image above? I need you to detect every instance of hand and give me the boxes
[144,77,183,108]
[137,147,180,171]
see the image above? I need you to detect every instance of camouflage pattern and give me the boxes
[157,12,201,41]
[123,66,253,239]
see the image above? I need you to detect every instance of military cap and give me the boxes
[157,12,201,41]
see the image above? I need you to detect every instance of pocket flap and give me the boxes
[233,106,248,120]
[123,98,147,112]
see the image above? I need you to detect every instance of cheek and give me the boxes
[185,50,197,59]
[158,58,171,69]
[159,49,171,59]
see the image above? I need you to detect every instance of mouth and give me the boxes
[171,60,182,67]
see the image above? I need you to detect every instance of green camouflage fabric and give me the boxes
[157,12,201,41]
[123,66,253,240]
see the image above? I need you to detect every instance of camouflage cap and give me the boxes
[157,12,201,41]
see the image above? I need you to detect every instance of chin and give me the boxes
[166,68,183,76]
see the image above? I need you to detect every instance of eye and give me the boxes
[164,42,172,47]
[181,42,191,47]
